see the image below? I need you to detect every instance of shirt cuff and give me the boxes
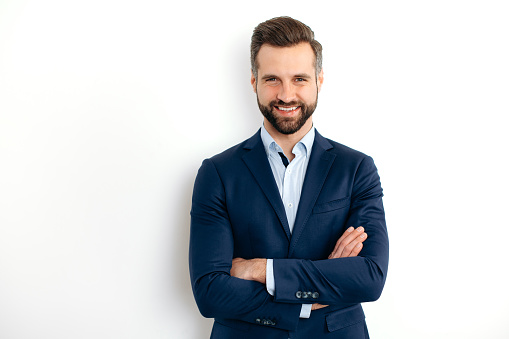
[299,304,312,318]
[266,259,275,296]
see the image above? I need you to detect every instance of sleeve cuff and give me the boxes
[268,259,310,318]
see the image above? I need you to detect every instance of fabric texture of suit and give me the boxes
[189,129,389,339]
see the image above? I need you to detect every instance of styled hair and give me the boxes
[250,16,322,78]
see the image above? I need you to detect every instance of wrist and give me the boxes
[253,259,267,283]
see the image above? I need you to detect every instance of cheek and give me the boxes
[257,87,277,103]
[298,87,318,103]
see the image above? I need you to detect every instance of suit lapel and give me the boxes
[242,131,292,241]
[289,131,335,256]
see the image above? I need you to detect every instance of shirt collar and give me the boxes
[260,123,315,158]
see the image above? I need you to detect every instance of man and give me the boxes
[189,16,388,339]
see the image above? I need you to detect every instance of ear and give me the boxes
[250,71,257,92]
[317,69,324,92]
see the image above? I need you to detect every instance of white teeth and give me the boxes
[278,106,298,112]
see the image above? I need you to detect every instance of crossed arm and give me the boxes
[230,226,368,311]
[190,156,388,330]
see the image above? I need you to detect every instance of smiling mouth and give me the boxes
[275,106,300,113]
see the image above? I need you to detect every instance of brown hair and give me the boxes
[250,16,322,79]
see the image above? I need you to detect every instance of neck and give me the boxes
[263,118,313,162]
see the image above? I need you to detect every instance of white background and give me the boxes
[1,1,508,338]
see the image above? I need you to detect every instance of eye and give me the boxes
[295,78,306,82]
[264,77,280,86]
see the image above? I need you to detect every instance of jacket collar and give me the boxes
[242,129,335,250]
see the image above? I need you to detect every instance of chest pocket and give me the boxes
[312,196,350,214]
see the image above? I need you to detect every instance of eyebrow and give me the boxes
[294,74,312,79]
[260,73,313,80]
[261,74,278,80]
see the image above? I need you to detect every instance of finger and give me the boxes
[339,232,367,257]
[348,242,363,257]
[331,229,366,258]
[328,227,354,258]
[335,226,354,245]
[329,226,364,258]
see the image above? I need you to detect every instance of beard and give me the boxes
[257,95,318,135]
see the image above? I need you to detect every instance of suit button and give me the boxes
[312,292,319,299]
[302,292,309,299]
[296,291,302,298]
[255,318,261,324]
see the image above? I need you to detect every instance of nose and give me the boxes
[276,81,297,103]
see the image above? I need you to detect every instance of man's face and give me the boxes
[251,42,324,135]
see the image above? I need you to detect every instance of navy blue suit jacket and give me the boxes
[189,130,389,339]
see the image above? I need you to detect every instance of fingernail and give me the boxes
[360,233,367,238]
[347,227,354,232]
[356,243,362,248]
[356,227,364,232]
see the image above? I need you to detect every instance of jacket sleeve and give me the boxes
[272,156,389,305]
[189,159,302,331]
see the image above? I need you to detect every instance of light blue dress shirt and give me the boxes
[260,123,315,318]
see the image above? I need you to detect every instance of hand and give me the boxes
[328,226,367,259]
[230,258,267,284]
[313,226,367,311]
[311,303,329,311]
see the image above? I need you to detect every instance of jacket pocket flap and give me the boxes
[325,304,365,332]
[313,196,350,214]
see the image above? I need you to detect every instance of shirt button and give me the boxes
[288,203,293,208]
[287,169,292,173]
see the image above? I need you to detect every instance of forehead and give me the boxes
[256,42,315,76]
